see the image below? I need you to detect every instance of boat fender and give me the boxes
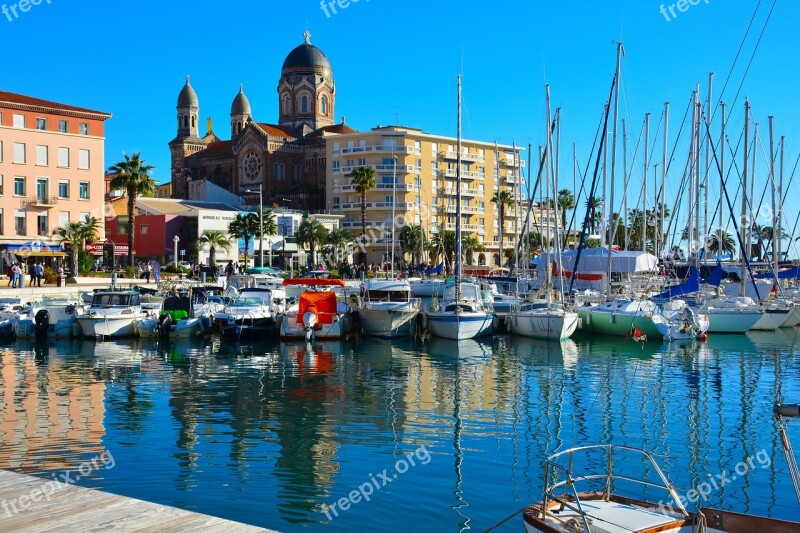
[775,404,800,418]
[65,305,75,315]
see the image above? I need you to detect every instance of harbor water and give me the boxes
[1,330,799,531]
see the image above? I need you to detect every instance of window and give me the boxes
[59,211,69,227]
[58,147,69,167]
[58,120,68,133]
[58,180,69,198]
[301,95,308,113]
[333,197,340,207]
[283,95,290,114]
[36,145,48,166]
[0,141,3,161]
[332,160,340,172]
[141,224,149,235]
[37,213,48,236]
[13,143,25,164]
[346,159,354,168]
[13,114,24,128]
[79,123,89,135]
[358,158,366,166]
[36,118,47,130]
[14,177,24,196]
[0,209,4,234]
[332,142,340,155]
[0,175,3,195]
[320,95,328,115]
[36,178,48,201]
[79,181,89,199]
[78,149,89,169]
[117,216,128,235]
[385,195,394,203]
[15,210,26,236]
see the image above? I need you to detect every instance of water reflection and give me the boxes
[0,331,797,531]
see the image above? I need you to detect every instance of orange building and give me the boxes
[0,91,111,262]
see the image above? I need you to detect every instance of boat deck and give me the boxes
[0,469,274,532]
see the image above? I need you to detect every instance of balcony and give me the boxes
[26,196,57,208]
[444,223,484,234]
[443,169,482,180]
[500,157,526,168]
[444,205,484,215]
[336,145,418,156]
[441,150,485,163]
[341,163,415,175]
[442,187,481,197]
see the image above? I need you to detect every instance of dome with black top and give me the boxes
[177,76,198,107]
[231,84,251,116]
[282,31,331,72]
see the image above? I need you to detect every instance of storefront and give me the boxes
[0,241,67,272]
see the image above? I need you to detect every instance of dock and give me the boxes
[0,469,274,532]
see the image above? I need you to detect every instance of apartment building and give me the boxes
[326,125,525,266]
[0,91,111,259]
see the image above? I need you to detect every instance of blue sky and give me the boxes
[3,0,798,243]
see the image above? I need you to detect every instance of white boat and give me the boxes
[279,278,353,341]
[15,295,84,339]
[214,287,278,340]
[656,299,709,341]
[76,290,149,339]
[478,278,523,316]
[696,296,762,333]
[409,277,445,297]
[426,282,493,340]
[522,444,800,533]
[508,299,578,340]
[138,293,211,339]
[357,278,420,338]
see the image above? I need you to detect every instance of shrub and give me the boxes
[43,267,56,285]
[125,266,135,279]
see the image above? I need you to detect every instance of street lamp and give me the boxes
[243,184,264,268]
[173,235,180,268]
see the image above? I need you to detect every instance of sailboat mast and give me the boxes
[741,99,749,297]
[779,135,784,266]
[391,152,397,278]
[719,102,726,269]
[770,116,777,272]
[623,118,629,250]
[455,75,462,300]
[607,42,623,300]
[661,102,669,261]
[704,73,713,259]
[545,85,553,306]
[643,113,650,254]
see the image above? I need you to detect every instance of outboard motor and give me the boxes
[303,304,319,343]
[34,309,50,338]
[157,313,173,338]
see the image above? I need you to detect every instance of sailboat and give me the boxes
[426,76,493,341]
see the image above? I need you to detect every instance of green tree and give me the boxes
[296,218,330,267]
[585,195,603,234]
[52,216,102,278]
[108,153,156,267]
[557,189,575,230]
[462,235,485,265]
[197,230,231,268]
[491,189,515,260]
[707,228,736,258]
[399,223,425,264]
[326,228,356,264]
[431,231,456,270]
[228,212,260,265]
[350,166,376,265]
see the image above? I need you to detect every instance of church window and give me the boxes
[320,95,328,115]
[301,96,308,113]
[192,115,196,128]
[283,95,290,115]
[183,115,188,128]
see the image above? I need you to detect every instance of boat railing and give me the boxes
[540,445,689,529]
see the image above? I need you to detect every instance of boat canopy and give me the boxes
[652,266,700,300]
[282,278,345,287]
[754,266,800,280]
[298,292,338,325]
[535,248,658,274]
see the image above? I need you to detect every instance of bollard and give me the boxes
[201,272,207,284]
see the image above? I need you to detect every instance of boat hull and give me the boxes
[577,306,663,339]
[700,308,762,333]
[77,315,144,338]
[426,311,493,340]
[357,305,419,338]
[279,314,350,339]
[751,308,789,331]
[510,310,578,340]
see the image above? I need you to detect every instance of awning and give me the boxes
[22,251,67,257]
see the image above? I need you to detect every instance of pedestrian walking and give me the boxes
[6,264,13,287]
[145,262,152,283]
[36,262,44,286]
[12,263,21,288]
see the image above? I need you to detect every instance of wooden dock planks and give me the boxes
[0,469,275,532]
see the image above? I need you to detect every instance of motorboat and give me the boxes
[425,281,493,340]
[138,292,211,339]
[15,295,84,339]
[76,290,149,339]
[214,287,278,340]
[279,278,353,341]
[356,278,420,338]
[522,444,800,533]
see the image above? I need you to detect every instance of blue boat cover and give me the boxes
[653,266,700,299]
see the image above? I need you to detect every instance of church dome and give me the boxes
[231,84,251,116]
[177,77,198,107]
[282,31,331,72]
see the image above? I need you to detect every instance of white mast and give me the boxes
[455,75,462,300]
[606,42,623,300]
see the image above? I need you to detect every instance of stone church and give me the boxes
[168,31,355,212]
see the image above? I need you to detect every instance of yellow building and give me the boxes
[325,125,525,266]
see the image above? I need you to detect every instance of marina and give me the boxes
[0,327,798,531]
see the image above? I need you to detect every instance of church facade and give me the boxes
[168,32,355,212]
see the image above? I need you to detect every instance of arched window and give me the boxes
[191,115,196,128]
[183,115,188,128]
[493,253,501,266]
[283,95,290,115]
[301,95,308,113]
[320,95,328,115]
[273,163,279,180]
[237,121,242,133]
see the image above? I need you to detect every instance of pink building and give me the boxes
[0,91,111,261]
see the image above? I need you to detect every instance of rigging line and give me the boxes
[564,109,605,245]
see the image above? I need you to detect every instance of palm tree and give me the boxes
[52,216,102,278]
[108,153,156,267]
[296,218,330,268]
[491,189,515,257]
[431,231,456,270]
[399,223,425,264]
[585,195,603,234]
[557,189,575,230]
[350,166,376,265]
[326,228,356,264]
[462,235,485,265]
[228,212,260,265]
[197,230,231,268]
[707,228,736,258]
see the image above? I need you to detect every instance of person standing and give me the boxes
[37,261,44,286]
[12,263,20,288]
[145,262,152,283]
